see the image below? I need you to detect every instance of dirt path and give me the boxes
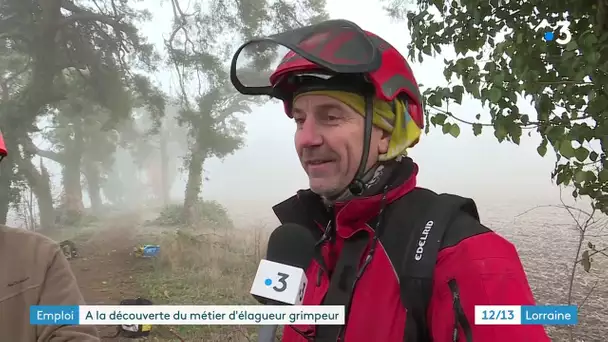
[69,214,154,341]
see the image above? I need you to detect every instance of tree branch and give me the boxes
[59,0,126,30]
[20,137,66,164]
[575,246,608,263]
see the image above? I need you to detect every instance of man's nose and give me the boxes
[296,117,323,148]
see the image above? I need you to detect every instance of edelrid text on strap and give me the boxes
[414,220,434,261]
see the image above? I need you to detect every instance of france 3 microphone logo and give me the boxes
[544,25,572,45]
[250,259,307,305]
[265,272,306,302]
[264,272,289,292]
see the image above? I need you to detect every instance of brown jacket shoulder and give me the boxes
[0,225,99,341]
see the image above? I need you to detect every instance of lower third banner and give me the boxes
[30,305,345,325]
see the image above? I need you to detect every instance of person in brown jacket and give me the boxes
[0,131,100,341]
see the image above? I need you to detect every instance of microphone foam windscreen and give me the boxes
[265,223,317,270]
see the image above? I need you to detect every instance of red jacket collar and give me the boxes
[273,158,419,238]
[332,161,418,236]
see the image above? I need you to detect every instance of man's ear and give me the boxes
[378,129,391,154]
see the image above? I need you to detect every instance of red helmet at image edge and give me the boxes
[0,130,6,159]
[269,30,424,129]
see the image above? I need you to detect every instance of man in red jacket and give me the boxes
[230,20,550,341]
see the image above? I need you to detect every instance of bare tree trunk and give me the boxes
[0,160,11,224]
[160,131,170,206]
[83,159,103,214]
[61,121,85,222]
[37,161,54,229]
[183,139,205,224]
[62,158,84,220]
[18,156,55,230]
[26,187,36,230]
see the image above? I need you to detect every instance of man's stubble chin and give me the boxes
[308,175,345,198]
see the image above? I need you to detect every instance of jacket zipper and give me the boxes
[315,205,336,287]
[447,279,473,342]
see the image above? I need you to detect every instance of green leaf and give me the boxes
[452,85,464,104]
[442,122,452,134]
[559,141,575,159]
[472,123,483,136]
[589,151,599,161]
[488,88,502,103]
[581,250,591,272]
[556,172,567,185]
[449,124,461,138]
[434,113,447,125]
[494,124,508,142]
[574,147,590,162]
[585,171,597,182]
[475,114,481,120]
[574,170,586,183]
[510,124,522,145]
[599,169,608,182]
[422,44,432,55]
[537,143,547,157]
[546,125,565,145]
[428,94,442,107]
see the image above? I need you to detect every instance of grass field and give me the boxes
[135,228,267,340]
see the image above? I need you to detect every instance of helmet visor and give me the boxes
[230,19,381,97]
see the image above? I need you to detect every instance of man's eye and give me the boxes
[322,114,341,122]
[294,117,305,124]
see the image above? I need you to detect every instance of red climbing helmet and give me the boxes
[229,19,423,195]
[230,19,423,126]
[0,129,6,163]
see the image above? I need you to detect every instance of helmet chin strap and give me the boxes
[347,93,374,196]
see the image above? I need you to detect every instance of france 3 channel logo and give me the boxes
[544,25,572,45]
[264,271,306,303]
[250,260,307,305]
[264,272,289,293]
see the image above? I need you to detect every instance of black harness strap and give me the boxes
[315,230,369,342]
[401,193,478,342]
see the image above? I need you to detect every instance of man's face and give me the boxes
[292,94,389,197]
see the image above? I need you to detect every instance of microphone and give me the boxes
[250,224,317,342]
